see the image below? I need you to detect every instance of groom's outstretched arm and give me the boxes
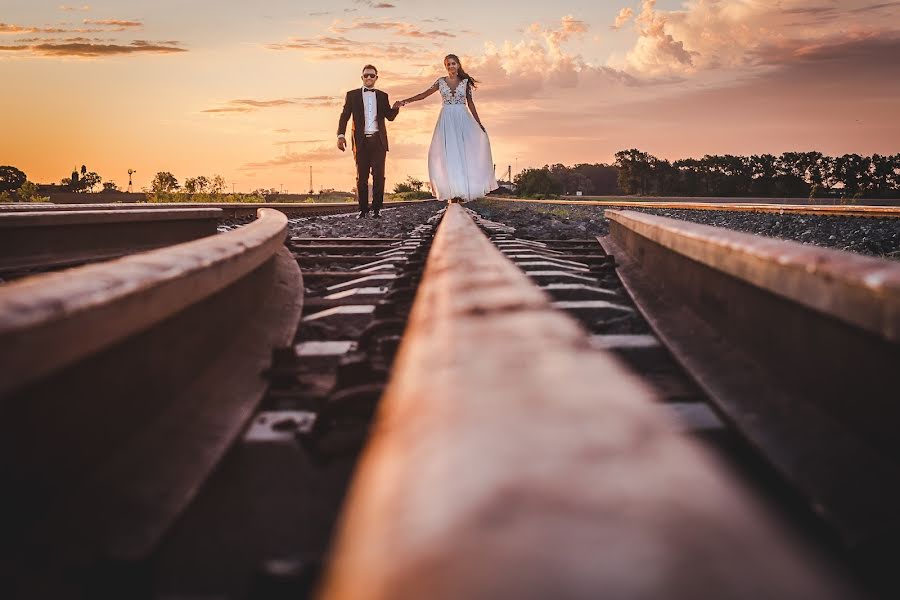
[385,94,399,121]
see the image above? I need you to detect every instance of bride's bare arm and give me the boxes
[466,86,485,131]
[399,81,439,106]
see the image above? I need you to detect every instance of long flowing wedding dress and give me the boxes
[427,78,498,201]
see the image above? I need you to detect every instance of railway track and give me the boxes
[0,199,428,220]
[498,197,900,218]
[1,201,897,597]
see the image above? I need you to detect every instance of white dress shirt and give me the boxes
[362,86,379,135]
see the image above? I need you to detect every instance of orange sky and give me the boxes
[2,0,898,193]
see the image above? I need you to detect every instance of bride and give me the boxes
[398,54,498,201]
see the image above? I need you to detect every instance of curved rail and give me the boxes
[0,207,222,274]
[0,208,303,565]
[600,209,900,553]
[494,197,900,218]
[318,203,841,599]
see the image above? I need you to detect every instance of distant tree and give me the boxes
[406,176,424,192]
[514,167,561,196]
[151,171,180,193]
[80,171,102,193]
[615,149,655,195]
[210,174,227,194]
[0,165,27,192]
[102,181,119,192]
[393,181,414,193]
[15,180,48,202]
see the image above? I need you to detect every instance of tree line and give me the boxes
[613,149,900,199]
[511,150,900,199]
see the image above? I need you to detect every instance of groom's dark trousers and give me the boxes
[337,88,399,213]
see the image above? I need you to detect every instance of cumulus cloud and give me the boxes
[613,0,900,76]
[612,7,634,30]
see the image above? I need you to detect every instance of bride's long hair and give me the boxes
[444,54,478,90]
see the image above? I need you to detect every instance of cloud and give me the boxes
[59,4,91,11]
[274,128,292,133]
[83,19,142,28]
[612,0,900,77]
[242,146,340,170]
[1,40,186,57]
[355,0,396,7]
[612,7,634,30]
[267,35,423,61]
[203,96,340,114]
[0,23,70,34]
[329,19,456,38]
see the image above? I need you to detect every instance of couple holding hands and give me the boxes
[337,54,498,217]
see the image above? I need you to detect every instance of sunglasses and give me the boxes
[362,74,378,78]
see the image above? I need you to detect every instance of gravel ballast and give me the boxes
[286,201,444,238]
[466,200,900,261]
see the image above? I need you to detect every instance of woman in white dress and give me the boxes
[398,54,498,201]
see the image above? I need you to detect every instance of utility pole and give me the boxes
[507,165,512,183]
[232,182,235,194]
[309,166,313,194]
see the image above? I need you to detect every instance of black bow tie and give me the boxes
[363,88,376,93]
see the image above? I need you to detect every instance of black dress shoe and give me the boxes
[372,211,382,219]
[356,211,368,219]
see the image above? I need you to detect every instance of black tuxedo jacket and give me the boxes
[337,88,399,153]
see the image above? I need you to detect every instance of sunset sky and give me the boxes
[2,0,899,193]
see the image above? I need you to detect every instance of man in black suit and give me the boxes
[337,64,400,218]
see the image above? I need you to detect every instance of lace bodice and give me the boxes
[436,77,468,105]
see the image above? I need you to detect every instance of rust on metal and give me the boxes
[605,209,900,343]
[318,203,843,600]
[600,210,900,552]
[0,208,222,272]
[498,197,900,218]
[0,207,304,566]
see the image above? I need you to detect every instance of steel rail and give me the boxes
[0,207,222,273]
[493,197,900,218]
[318,203,844,600]
[0,199,435,219]
[600,209,900,554]
[0,208,303,569]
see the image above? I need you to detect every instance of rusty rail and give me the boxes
[0,207,221,274]
[318,203,843,599]
[600,209,900,554]
[0,199,435,219]
[0,208,303,569]
[496,197,900,218]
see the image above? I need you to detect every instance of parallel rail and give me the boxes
[496,197,900,218]
[0,207,221,275]
[0,208,302,575]
[319,203,844,599]
[0,200,430,219]
[599,210,900,554]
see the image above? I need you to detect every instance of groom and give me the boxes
[337,64,400,218]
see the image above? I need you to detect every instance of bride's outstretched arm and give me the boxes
[399,81,439,106]
[466,87,485,132]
